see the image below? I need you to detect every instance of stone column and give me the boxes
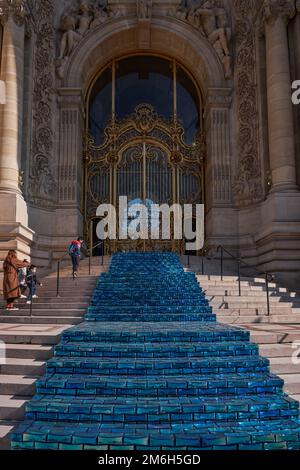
[264,0,297,191]
[0,1,33,257]
[0,1,25,194]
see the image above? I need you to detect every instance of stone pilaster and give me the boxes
[0,1,33,258]
[204,88,232,207]
[55,88,85,240]
[203,88,238,250]
[264,0,297,191]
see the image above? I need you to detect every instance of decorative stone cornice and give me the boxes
[0,0,26,25]
[263,0,296,25]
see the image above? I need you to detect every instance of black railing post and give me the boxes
[237,259,241,296]
[89,247,92,276]
[29,279,33,317]
[101,242,104,266]
[56,261,60,298]
[265,273,270,317]
[187,253,190,268]
[201,250,204,275]
[220,247,223,281]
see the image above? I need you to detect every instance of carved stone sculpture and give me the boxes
[58,2,93,61]
[56,0,119,79]
[172,0,232,79]
[28,0,57,206]
[58,15,82,60]
[232,0,263,206]
[137,0,152,19]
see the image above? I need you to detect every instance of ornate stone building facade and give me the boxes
[0,0,299,288]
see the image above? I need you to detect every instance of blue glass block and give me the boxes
[264,442,287,450]
[35,442,59,450]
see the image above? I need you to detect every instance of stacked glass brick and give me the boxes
[11,253,300,450]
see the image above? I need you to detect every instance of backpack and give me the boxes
[68,242,78,255]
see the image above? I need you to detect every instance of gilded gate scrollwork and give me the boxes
[83,104,205,253]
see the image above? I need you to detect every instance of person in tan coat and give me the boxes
[3,251,30,311]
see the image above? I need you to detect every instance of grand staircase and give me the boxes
[9,253,300,450]
[0,257,108,449]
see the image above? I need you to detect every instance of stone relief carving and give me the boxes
[27,0,57,207]
[137,0,152,19]
[232,0,264,207]
[263,0,296,24]
[56,1,122,79]
[171,0,232,79]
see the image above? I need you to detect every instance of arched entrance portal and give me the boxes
[84,55,205,254]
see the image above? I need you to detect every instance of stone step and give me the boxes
[85,313,216,322]
[46,355,269,376]
[270,358,300,374]
[197,275,272,283]
[37,289,95,296]
[17,296,92,302]
[0,308,85,317]
[250,329,300,345]
[218,315,300,324]
[201,285,290,293]
[280,374,300,395]
[0,358,45,376]
[216,307,296,316]
[36,372,283,397]
[208,295,295,305]
[259,343,294,358]
[214,304,293,312]
[62,322,250,343]
[0,421,18,450]
[0,329,63,345]
[0,395,28,421]
[1,302,89,310]
[11,417,300,450]
[0,375,37,396]
[54,340,259,358]
[0,316,83,325]
[209,292,296,302]
[25,393,298,424]
[5,344,53,360]
[291,394,300,402]
[198,280,278,288]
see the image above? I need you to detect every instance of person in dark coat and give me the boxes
[3,251,30,310]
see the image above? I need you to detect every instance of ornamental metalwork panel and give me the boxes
[83,104,205,253]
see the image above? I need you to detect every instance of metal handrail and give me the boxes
[88,241,104,275]
[56,241,105,297]
[216,244,274,316]
[56,252,70,298]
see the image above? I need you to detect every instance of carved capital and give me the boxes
[263,0,296,25]
[0,0,26,26]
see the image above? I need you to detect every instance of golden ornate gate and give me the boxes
[83,104,205,254]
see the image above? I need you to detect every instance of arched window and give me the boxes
[88,55,202,145]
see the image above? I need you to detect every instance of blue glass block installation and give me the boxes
[11,253,300,450]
